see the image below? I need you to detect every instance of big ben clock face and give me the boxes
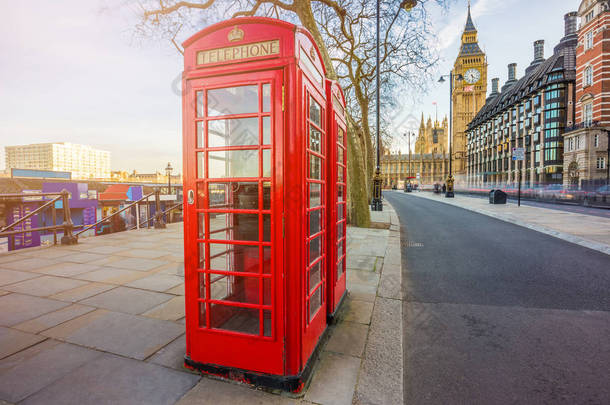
[464,68,481,84]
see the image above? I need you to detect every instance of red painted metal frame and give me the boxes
[182,17,332,385]
[325,80,348,317]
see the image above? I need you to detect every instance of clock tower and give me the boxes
[452,3,487,177]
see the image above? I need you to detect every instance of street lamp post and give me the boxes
[438,72,463,198]
[371,0,418,211]
[165,162,173,195]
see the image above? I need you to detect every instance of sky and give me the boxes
[0,0,581,173]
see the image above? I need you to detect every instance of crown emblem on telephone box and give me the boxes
[228,26,244,42]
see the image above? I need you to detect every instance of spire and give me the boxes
[464,1,476,32]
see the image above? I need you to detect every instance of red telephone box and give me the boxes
[181,17,341,391]
[325,80,347,319]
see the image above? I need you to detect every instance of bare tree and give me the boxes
[132,0,445,226]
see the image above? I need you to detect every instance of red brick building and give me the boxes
[563,0,610,187]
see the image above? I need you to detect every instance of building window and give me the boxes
[585,31,593,50]
[597,156,606,169]
[594,134,599,147]
[585,10,594,24]
[569,137,574,151]
[584,103,593,126]
[584,66,593,87]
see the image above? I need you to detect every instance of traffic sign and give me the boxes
[512,147,525,161]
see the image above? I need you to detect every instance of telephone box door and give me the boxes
[184,69,285,375]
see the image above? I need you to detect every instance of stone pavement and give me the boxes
[406,190,610,255]
[0,206,404,405]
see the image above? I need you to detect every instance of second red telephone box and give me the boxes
[181,17,346,391]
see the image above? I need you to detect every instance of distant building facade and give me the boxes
[562,0,610,188]
[466,12,578,186]
[416,114,448,155]
[451,4,488,177]
[5,143,111,180]
[111,170,182,184]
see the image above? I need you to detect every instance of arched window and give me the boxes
[584,65,593,87]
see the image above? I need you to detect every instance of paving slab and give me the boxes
[0,340,102,403]
[80,286,174,315]
[165,284,185,295]
[148,334,187,371]
[345,284,376,302]
[0,327,46,360]
[343,299,374,325]
[177,377,297,405]
[3,275,89,297]
[42,309,184,360]
[142,296,185,321]
[126,273,184,292]
[0,269,40,286]
[346,255,379,272]
[0,257,58,272]
[17,248,73,260]
[49,282,116,303]
[61,252,109,264]
[13,304,96,333]
[305,352,361,405]
[117,248,174,259]
[20,353,200,405]
[0,254,27,265]
[346,269,380,286]
[33,262,101,277]
[106,257,169,272]
[0,294,69,326]
[75,267,148,284]
[324,321,368,358]
[84,245,132,255]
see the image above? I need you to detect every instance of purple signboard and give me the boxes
[8,203,41,251]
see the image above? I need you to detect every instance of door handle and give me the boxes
[187,189,195,205]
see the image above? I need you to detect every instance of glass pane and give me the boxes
[263,310,271,337]
[310,125,322,153]
[309,235,321,264]
[263,246,271,274]
[337,240,343,262]
[262,116,271,144]
[209,150,259,178]
[199,302,206,328]
[210,303,259,335]
[208,85,258,117]
[310,155,322,179]
[309,183,321,207]
[198,213,205,239]
[337,185,344,201]
[263,277,271,306]
[262,84,271,112]
[337,222,343,240]
[309,261,321,293]
[197,182,206,208]
[309,209,322,236]
[309,285,322,320]
[198,243,205,268]
[210,273,259,305]
[210,213,259,241]
[209,243,259,273]
[263,214,270,242]
[338,127,344,144]
[197,91,204,117]
[338,205,343,220]
[199,272,206,298]
[197,152,205,178]
[263,149,271,177]
[310,96,322,126]
[337,166,344,182]
[197,121,205,148]
[263,182,271,210]
[337,146,344,163]
[208,118,259,147]
[208,182,258,210]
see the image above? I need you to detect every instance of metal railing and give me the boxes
[0,190,77,245]
[1,188,185,247]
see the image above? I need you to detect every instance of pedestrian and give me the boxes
[442,183,447,193]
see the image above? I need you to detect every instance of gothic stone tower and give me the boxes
[416,114,449,155]
[452,4,487,176]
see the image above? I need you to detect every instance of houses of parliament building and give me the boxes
[382,115,450,187]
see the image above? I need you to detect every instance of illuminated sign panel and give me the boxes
[197,40,280,65]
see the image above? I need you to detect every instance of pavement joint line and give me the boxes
[406,191,610,257]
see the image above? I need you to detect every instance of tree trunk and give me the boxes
[346,123,370,228]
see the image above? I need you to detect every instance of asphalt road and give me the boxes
[383,191,610,405]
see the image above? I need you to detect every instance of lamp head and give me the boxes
[456,74,464,81]
[438,76,446,83]
[400,0,418,11]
